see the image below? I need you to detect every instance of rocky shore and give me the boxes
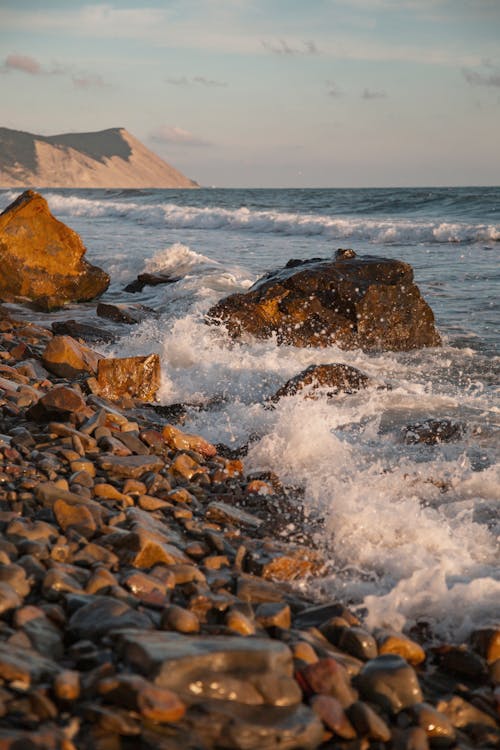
[0,191,498,748]
[0,309,498,749]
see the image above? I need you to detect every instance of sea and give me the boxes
[1,185,499,642]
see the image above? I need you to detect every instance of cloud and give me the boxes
[1,53,42,75]
[362,88,387,99]
[462,64,500,88]
[150,126,211,147]
[72,73,109,89]
[262,39,319,56]
[165,75,227,87]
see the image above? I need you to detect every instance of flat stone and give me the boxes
[247,544,324,581]
[68,596,153,640]
[97,453,164,478]
[13,605,64,660]
[207,500,263,530]
[347,700,392,742]
[118,629,299,706]
[356,654,423,713]
[0,642,59,685]
[98,674,186,723]
[163,424,216,457]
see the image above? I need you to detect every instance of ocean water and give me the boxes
[1,185,499,641]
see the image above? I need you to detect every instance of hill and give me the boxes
[0,127,198,188]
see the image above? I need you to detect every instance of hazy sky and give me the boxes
[1,0,499,187]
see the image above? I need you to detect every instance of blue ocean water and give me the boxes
[1,185,499,638]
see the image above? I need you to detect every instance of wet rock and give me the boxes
[0,190,109,309]
[207,252,440,351]
[163,424,217,457]
[118,629,300,705]
[13,606,64,660]
[402,418,465,445]
[470,625,500,664]
[124,271,181,293]
[298,657,358,707]
[407,702,456,744]
[41,335,100,378]
[310,694,357,739]
[375,628,426,666]
[0,581,22,615]
[247,543,324,581]
[207,500,263,530]
[0,642,59,685]
[347,700,392,742]
[161,605,201,634]
[97,453,164,478]
[355,654,423,713]
[54,669,81,702]
[337,626,378,661]
[27,384,86,422]
[68,596,153,640]
[98,673,186,722]
[96,353,161,402]
[51,318,115,344]
[97,301,155,324]
[53,498,98,538]
[271,363,370,401]
[255,602,292,630]
[438,644,489,680]
[435,695,498,730]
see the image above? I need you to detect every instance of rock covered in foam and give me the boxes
[0,190,109,309]
[207,250,441,351]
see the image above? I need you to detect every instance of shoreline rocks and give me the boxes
[0,307,498,749]
[207,251,441,351]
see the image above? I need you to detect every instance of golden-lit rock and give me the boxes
[0,190,109,309]
[97,353,161,402]
[162,424,216,457]
[42,335,100,378]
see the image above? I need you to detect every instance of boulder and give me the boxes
[96,353,161,401]
[271,363,370,401]
[0,190,109,309]
[96,301,155,324]
[207,251,440,351]
[124,271,181,293]
[41,335,101,378]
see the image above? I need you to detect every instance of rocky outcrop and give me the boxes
[0,126,198,188]
[96,353,161,402]
[0,190,109,310]
[207,251,441,351]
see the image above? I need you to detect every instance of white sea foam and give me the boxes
[19,191,499,245]
[143,242,216,274]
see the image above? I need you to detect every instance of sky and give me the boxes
[1,0,499,187]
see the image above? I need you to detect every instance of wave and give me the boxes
[8,191,497,245]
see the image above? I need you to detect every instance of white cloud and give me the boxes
[462,64,500,88]
[149,126,211,147]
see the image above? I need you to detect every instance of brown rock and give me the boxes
[162,423,216,457]
[53,498,98,538]
[255,602,291,630]
[0,190,109,309]
[299,657,358,707]
[54,669,80,701]
[311,694,357,739]
[161,604,200,634]
[41,335,100,378]
[97,453,164,478]
[376,629,426,666]
[347,700,392,742]
[356,654,423,713]
[272,363,370,401]
[98,674,185,723]
[247,544,324,581]
[27,384,86,421]
[207,252,440,351]
[97,301,154,324]
[470,626,500,664]
[97,353,161,402]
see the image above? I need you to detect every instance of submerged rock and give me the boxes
[124,271,181,293]
[271,363,370,401]
[402,418,465,445]
[207,251,440,351]
[0,190,109,309]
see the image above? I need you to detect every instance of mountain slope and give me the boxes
[0,127,198,188]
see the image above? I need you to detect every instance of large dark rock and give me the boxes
[207,251,440,351]
[271,363,370,401]
[0,190,109,310]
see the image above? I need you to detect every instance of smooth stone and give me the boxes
[298,657,358,708]
[117,629,299,707]
[124,271,181,293]
[68,596,153,640]
[310,694,357,739]
[0,581,22,615]
[161,605,200,634]
[247,544,324,581]
[347,700,392,742]
[376,628,426,666]
[255,602,292,630]
[439,645,488,680]
[355,654,423,713]
[53,498,98,538]
[27,384,86,421]
[98,673,186,723]
[13,605,63,660]
[54,669,81,701]
[163,424,216,457]
[97,453,164,478]
[435,695,498,729]
[41,335,100,378]
[338,626,378,661]
[0,642,59,685]
[408,702,456,744]
[170,452,207,480]
[470,626,500,664]
[225,608,257,636]
[295,602,360,629]
[0,563,31,597]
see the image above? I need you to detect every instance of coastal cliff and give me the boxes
[0,127,198,188]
